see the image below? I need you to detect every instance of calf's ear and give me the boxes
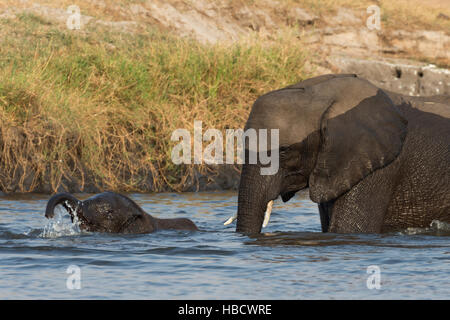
[309,90,407,203]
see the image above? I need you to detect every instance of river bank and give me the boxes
[0,0,448,193]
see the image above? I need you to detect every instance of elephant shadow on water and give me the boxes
[227,74,450,235]
[45,192,199,234]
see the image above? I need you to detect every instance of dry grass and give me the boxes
[0,0,448,193]
[291,0,450,31]
[0,15,309,192]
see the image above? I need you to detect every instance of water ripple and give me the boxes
[0,192,448,299]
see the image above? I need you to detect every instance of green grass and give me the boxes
[0,0,448,193]
[0,15,309,192]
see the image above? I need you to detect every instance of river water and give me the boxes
[0,190,449,299]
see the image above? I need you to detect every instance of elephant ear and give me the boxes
[309,90,408,203]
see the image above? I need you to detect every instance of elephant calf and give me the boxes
[45,192,198,234]
[232,74,450,234]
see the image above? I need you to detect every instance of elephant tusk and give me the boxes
[224,200,274,227]
[224,214,237,225]
[262,200,274,228]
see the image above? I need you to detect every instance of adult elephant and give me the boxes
[45,192,198,233]
[233,74,449,234]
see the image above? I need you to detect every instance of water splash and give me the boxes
[430,220,450,230]
[40,204,82,238]
[401,220,450,236]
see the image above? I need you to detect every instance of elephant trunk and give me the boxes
[45,193,81,219]
[236,164,280,234]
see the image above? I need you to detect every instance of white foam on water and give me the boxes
[401,220,450,236]
[40,204,82,238]
[430,220,450,231]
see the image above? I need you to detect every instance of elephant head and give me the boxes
[45,192,198,233]
[45,192,150,233]
[234,74,407,234]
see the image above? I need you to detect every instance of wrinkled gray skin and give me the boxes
[45,192,198,234]
[236,74,450,234]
